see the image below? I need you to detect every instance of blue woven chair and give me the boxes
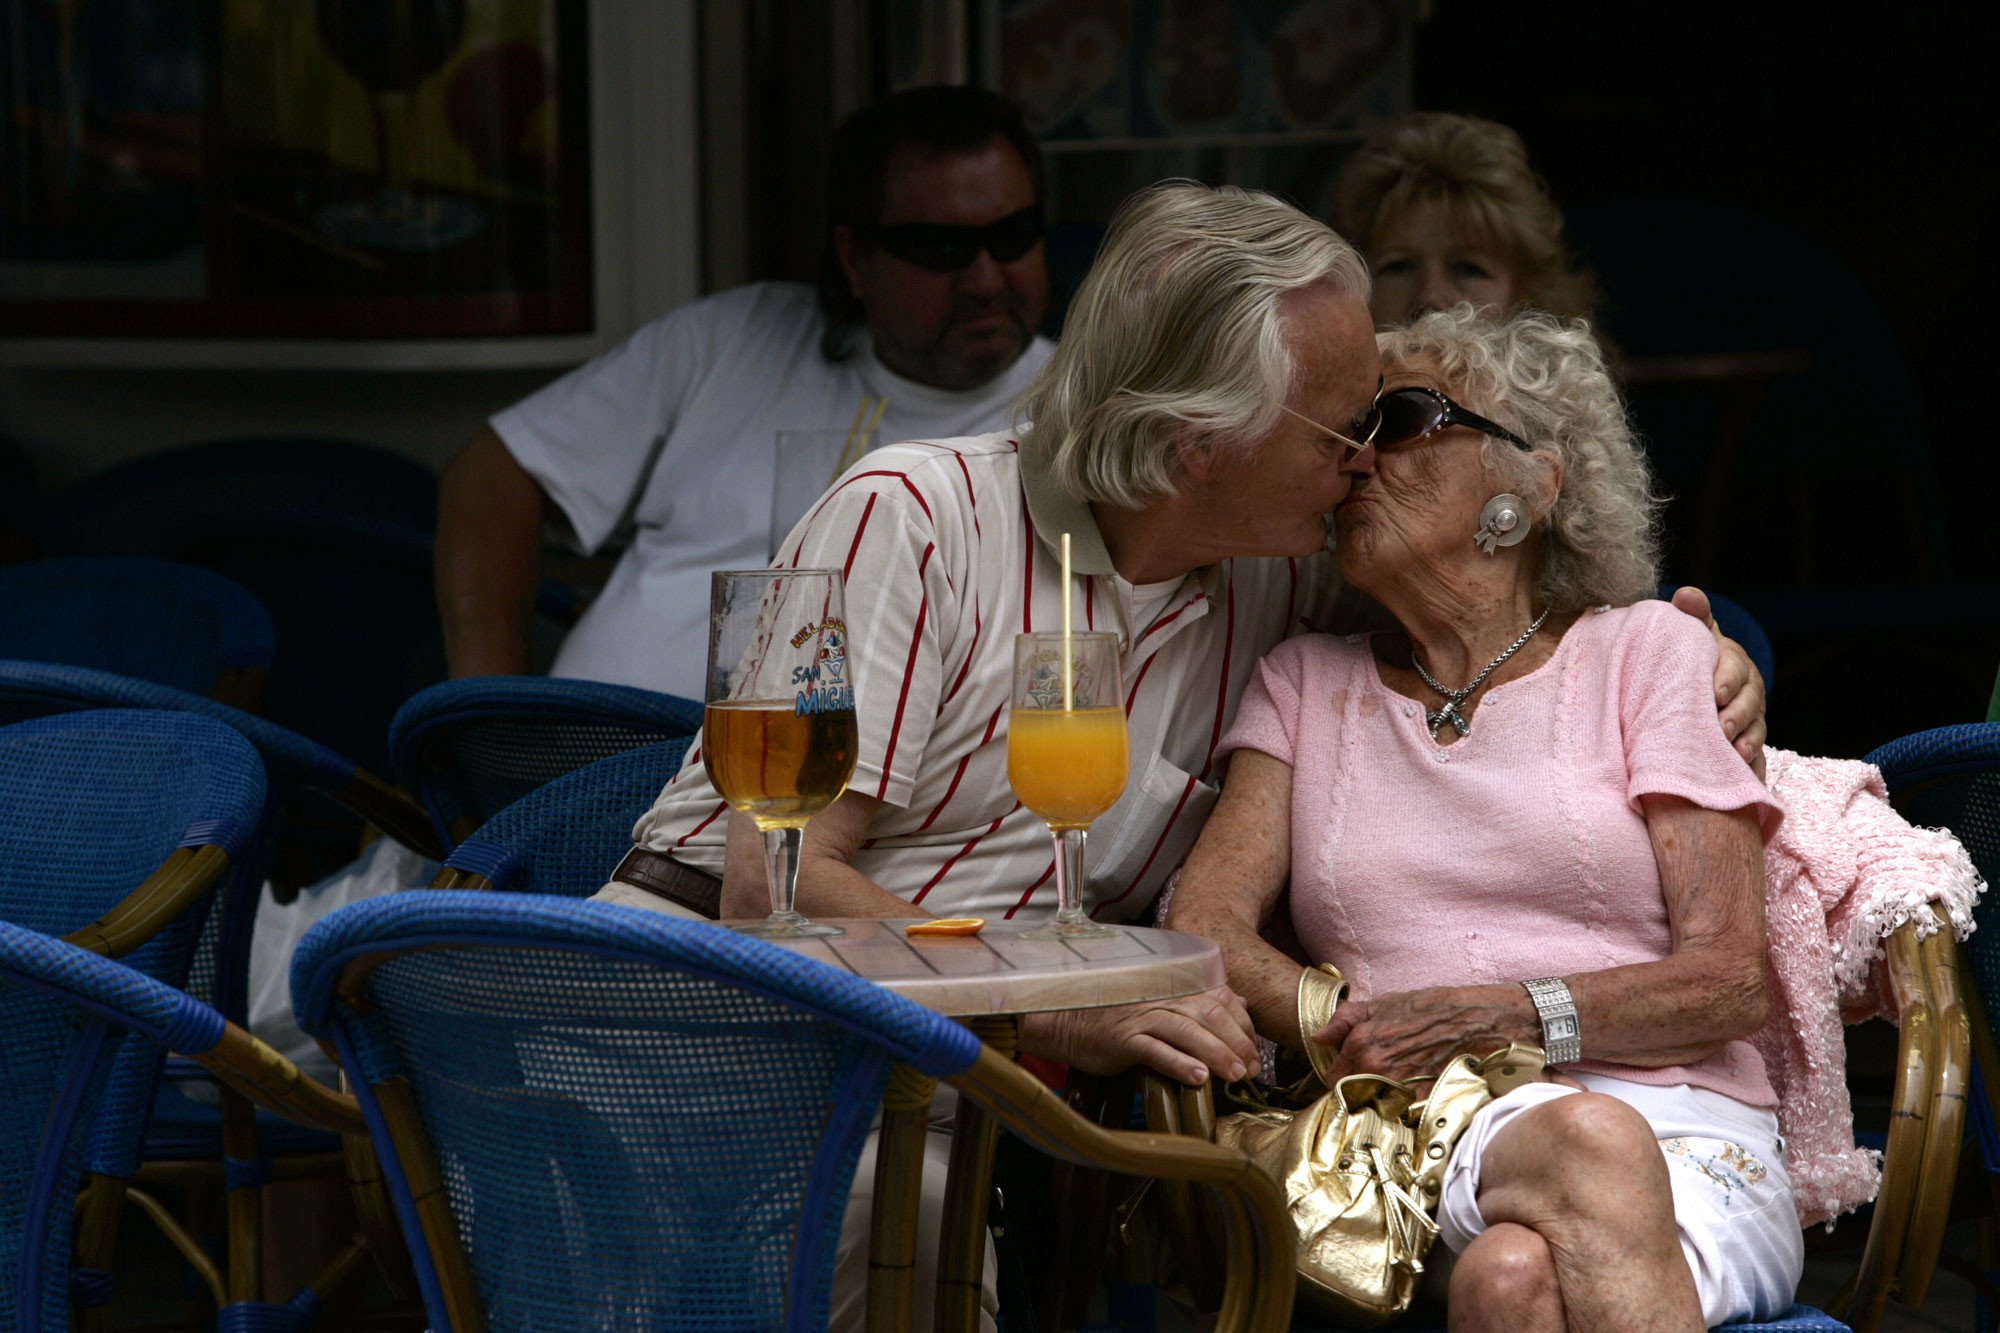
[0,659,440,1317]
[0,557,276,711]
[1868,721,2000,1329]
[290,892,1297,1333]
[428,738,692,899]
[0,710,265,1327]
[388,675,703,851]
[0,918,368,1332]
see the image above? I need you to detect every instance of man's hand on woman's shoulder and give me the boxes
[1669,585,1768,780]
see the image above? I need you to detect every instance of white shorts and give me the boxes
[1435,1074,1805,1328]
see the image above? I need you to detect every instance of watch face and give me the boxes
[1547,1014,1578,1041]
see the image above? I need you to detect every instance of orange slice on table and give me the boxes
[904,917,986,937]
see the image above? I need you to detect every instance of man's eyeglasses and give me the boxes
[1277,376,1385,459]
[859,206,1045,273]
[1373,386,1532,453]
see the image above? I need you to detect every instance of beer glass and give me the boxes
[704,569,859,938]
[1007,632,1129,939]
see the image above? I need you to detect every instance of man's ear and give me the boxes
[1173,433,1217,484]
[833,225,866,300]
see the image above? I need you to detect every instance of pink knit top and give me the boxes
[1218,600,1786,1107]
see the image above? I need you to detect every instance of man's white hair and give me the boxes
[1019,181,1371,508]
[1379,305,1663,612]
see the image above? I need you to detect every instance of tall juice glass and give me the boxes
[1008,632,1128,939]
[704,568,858,938]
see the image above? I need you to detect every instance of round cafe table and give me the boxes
[762,918,1226,1333]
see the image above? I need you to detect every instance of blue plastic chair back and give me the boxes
[32,435,444,778]
[0,557,275,701]
[0,659,356,1025]
[291,892,981,1333]
[0,712,262,1328]
[388,676,703,851]
[440,739,692,897]
[0,920,234,1332]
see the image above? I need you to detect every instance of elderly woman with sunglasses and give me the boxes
[1167,305,1799,1333]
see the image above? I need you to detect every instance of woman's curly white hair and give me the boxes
[1378,305,1662,612]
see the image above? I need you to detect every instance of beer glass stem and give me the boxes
[761,825,807,926]
[1048,826,1091,930]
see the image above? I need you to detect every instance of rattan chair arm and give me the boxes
[184,1020,368,1136]
[1140,1072,1227,1312]
[1896,907,1970,1304]
[950,1045,1295,1333]
[60,844,232,959]
[1838,914,1941,1330]
[428,866,492,890]
[337,768,447,860]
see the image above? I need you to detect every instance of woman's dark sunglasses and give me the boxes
[860,205,1045,273]
[1374,386,1532,452]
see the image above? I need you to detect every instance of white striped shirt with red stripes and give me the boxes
[628,431,1351,924]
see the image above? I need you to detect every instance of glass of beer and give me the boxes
[1008,632,1128,939]
[703,569,859,938]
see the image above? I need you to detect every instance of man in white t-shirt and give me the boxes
[434,87,1055,697]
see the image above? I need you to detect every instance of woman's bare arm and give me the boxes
[1316,795,1769,1080]
[1164,749,1314,1048]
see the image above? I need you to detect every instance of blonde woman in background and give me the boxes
[1336,112,1598,328]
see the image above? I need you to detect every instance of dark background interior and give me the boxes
[1413,0,1993,759]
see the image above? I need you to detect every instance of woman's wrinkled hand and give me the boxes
[1028,984,1258,1087]
[1311,984,1536,1084]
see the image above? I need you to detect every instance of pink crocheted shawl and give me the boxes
[1756,747,1984,1227]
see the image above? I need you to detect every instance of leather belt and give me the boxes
[612,846,722,920]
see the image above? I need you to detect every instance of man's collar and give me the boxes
[1019,434,1117,577]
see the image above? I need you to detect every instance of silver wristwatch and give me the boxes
[1522,977,1581,1065]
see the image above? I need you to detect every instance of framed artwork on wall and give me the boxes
[1,0,596,344]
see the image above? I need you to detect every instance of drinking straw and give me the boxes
[1061,532,1073,710]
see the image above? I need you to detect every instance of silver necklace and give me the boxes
[1411,609,1550,741]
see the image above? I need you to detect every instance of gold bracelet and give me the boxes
[1297,963,1347,1086]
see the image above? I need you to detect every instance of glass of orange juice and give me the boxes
[1008,631,1128,939]
[704,568,859,937]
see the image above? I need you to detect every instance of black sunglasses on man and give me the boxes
[858,205,1046,273]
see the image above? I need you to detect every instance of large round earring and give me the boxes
[1474,494,1530,555]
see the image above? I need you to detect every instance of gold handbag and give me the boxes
[1214,966,1546,1327]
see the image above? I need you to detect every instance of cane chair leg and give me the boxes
[1836,919,1940,1332]
[936,1017,1018,1333]
[220,1086,265,1305]
[344,1130,420,1301]
[123,1185,227,1308]
[1140,1073,1227,1312]
[1901,920,1972,1303]
[72,1174,126,1333]
[868,1065,936,1333]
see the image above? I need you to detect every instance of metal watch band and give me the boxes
[1522,976,1582,1065]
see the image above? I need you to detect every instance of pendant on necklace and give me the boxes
[1425,703,1471,740]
